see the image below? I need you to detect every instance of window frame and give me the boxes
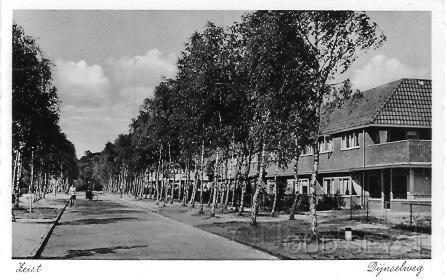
[298,178,309,195]
[319,136,333,153]
[300,145,313,156]
[341,131,360,150]
[323,178,335,195]
[323,176,351,196]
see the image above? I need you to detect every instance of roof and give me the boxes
[321,78,432,134]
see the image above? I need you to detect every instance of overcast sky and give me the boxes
[13,10,431,158]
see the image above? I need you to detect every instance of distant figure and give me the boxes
[69,184,76,207]
[86,186,93,201]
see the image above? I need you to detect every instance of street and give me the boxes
[40,194,277,259]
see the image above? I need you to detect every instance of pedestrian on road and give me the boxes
[69,184,76,207]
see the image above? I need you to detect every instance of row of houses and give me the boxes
[146,78,432,213]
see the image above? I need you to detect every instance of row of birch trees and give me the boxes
[12,23,78,210]
[88,11,385,237]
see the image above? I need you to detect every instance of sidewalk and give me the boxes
[12,193,69,258]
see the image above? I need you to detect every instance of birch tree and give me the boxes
[292,11,385,237]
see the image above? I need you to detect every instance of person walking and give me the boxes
[69,184,76,207]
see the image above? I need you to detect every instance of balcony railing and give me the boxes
[366,140,431,166]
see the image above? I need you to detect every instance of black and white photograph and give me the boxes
[1,0,445,279]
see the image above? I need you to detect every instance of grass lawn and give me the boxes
[197,218,431,259]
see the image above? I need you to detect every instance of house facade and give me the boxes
[147,78,431,214]
[262,78,432,212]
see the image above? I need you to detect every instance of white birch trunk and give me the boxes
[250,142,266,226]
[210,148,220,217]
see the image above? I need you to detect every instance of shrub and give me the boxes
[316,194,344,211]
[296,194,310,211]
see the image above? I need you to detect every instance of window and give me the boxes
[319,136,333,152]
[341,131,359,149]
[298,179,309,194]
[301,145,313,156]
[267,180,276,195]
[286,179,295,195]
[343,134,350,149]
[353,132,359,147]
[323,177,351,195]
[323,178,335,194]
[340,178,350,195]
[370,129,380,144]
[406,130,418,140]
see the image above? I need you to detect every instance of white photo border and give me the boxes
[1,0,444,279]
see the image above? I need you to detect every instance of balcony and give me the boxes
[366,140,431,167]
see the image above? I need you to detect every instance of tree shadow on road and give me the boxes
[42,245,148,259]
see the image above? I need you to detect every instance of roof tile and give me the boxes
[321,78,431,134]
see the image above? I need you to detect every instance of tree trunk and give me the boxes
[199,140,205,214]
[289,144,301,220]
[29,150,34,212]
[120,171,124,198]
[156,145,162,205]
[13,149,22,209]
[219,180,225,213]
[190,161,197,207]
[38,172,43,200]
[208,185,213,207]
[269,142,281,216]
[162,160,167,207]
[250,141,266,226]
[12,149,19,207]
[232,151,242,210]
[12,149,18,195]
[182,165,189,206]
[210,148,220,217]
[231,181,236,210]
[18,153,25,203]
[271,162,279,217]
[238,148,252,216]
[309,141,319,238]
[219,154,226,213]
[168,142,174,204]
[223,146,233,212]
[177,168,182,202]
[169,179,174,204]
[134,173,137,198]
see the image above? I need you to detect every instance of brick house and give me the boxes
[261,78,432,212]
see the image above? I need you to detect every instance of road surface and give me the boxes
[40,194,277,259]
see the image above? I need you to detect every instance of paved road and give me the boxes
[41,194,277,259]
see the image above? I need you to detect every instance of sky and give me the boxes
[13,10,431,158]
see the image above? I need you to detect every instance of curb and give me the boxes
[115,196,289,260]
[33,200,69,259]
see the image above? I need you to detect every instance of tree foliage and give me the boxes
[12,23,78,206]
[81,11,384,231]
